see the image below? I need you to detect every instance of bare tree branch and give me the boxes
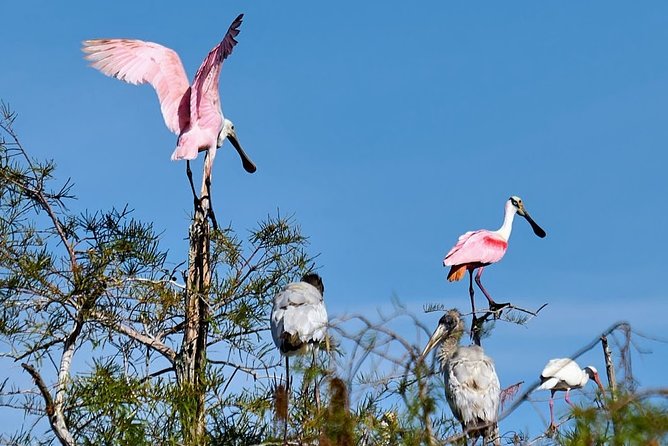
[21,363,74,446]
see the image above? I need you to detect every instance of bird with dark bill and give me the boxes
[422,309,501,446]
[82,14,256,202]
[538,358,606,430]
[443,196,546,316]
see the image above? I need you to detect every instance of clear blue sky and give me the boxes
[2,0,667,438]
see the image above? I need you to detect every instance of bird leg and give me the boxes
[468,270,486,345]
[204,175,219,231]
[468,269,477,315]
[199,151,219,231]
[186,160,200,208]
[312,348,321,411]
[474,267,509,315]
[564,389,574,407]
[284,356,290,445]
[547,391,557,432]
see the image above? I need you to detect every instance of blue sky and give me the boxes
[2,0,668,439]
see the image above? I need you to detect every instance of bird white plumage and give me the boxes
[422,309,500,445]
[271,273,328,356]
[538,357,606,430]
[539,358,594,391]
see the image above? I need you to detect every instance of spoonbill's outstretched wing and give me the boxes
[82,38,191,134]
[191,14,243,130]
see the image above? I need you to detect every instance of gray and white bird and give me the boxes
[538,358,606,429]
[271,273,328,389]
[422,309,501,445]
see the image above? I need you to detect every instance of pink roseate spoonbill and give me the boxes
[421,309,501,445]
[443,196,546,316]
[538,358,606,430]
[82,14,256,207]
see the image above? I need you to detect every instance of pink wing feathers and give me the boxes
[443,230,509,267]
[82,39,191,134]
[190,14,243,130]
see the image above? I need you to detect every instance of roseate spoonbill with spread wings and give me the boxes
[444,196,546,316]
[421,309,501,445]
[82,14,255,205]
[538,358,606,430]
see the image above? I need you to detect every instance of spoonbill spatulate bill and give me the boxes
[82,14,256,187]
[422,309,501,445]
[443,196,546,315]
[538,358,606,430]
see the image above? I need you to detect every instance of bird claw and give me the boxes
[488,301,510,318]
[546,422,558,436]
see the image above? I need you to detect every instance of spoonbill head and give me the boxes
[218,119,256,173]
[421,309,501,445]
[443,196,546,315]
[508,196,546,238]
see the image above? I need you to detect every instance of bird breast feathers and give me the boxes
[443,230,508,266]
[444,348,500,424]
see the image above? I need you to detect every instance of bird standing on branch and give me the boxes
[82,14,255,225]
[443,196,546,318]
[271,273,328,441]
[538,358,606,430]
[422,309,501,445]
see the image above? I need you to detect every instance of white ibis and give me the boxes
[538,358,606,429]
[422,309,501,445]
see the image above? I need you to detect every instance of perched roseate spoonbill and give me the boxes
[422,309,501,445]
[444,196,546,315]
[538,358,606,430]
[271,273,328,438]
[82,14,255,200]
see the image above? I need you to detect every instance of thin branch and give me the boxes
[91,310,176,363]
[0,119,78,273]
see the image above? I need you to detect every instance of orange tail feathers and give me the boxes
[447,264,467,282]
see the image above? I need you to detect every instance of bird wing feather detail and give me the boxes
[540,358,584,388]
[190,14,243,130]
[271,282,328,351]
[443,230,508,266]
[445,346,500,427]
[82,39,190,134]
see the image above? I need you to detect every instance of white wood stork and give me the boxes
[422,309,501,445]
[538,358,606,429]
[270,272,328,399]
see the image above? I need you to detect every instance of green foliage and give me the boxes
[2,102,667,446]
[558,391,668,446]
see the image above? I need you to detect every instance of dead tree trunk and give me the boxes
[176,157,214,445]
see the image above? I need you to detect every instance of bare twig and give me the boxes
[91,310,177,363]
